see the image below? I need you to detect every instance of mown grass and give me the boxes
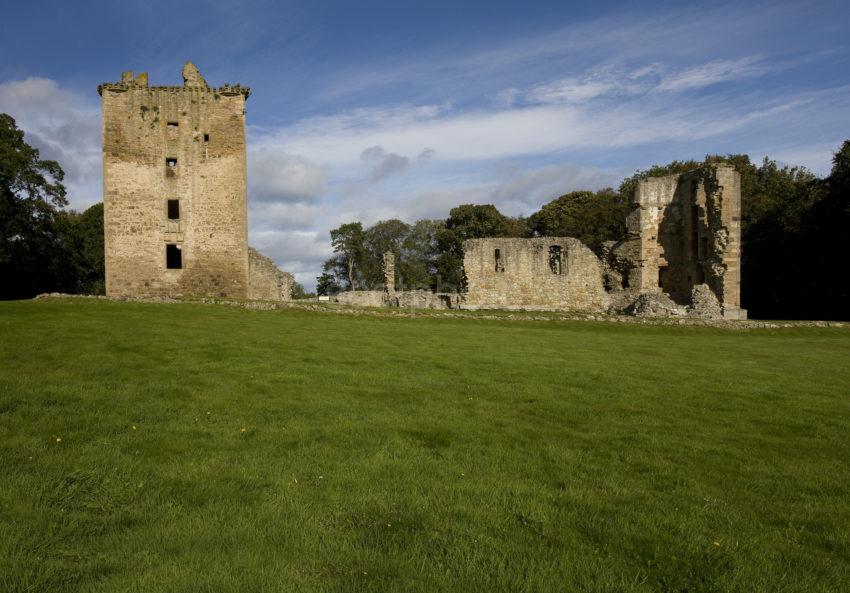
[0,298,848,592]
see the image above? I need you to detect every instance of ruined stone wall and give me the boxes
[331,290,387,307]
[100,63,251,298]
[247,248,293,301]
[396,290,460,309]
[462,237,610,311]
[627,165,745,318]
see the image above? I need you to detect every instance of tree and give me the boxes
[55,203,105,295]
[363,219,410,286]
[527,189,629,250]
[797,141,850,319]
[316,269,341,296]
[399,219,441,290]
[291,282,315,300]
[0,113,68,299]
[328,222,367,290]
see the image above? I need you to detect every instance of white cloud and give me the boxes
[255,85,822,170]
[248,149,324,202]
[0,78,101,209]
[658,56,767,91]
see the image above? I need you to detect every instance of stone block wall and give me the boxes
[462,237,610,311]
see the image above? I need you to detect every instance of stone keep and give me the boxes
[99,62,289,300]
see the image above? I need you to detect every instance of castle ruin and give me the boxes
[462,164,746,318]
[99,62,292,300]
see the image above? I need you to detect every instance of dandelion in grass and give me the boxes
[55,436,62,443]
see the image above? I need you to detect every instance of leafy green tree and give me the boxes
[399,219,441,289]
[291,282,315,300]
[363,219,410,286]
[795,141,850,319]
[327,222,367,290]
[527,189,629,250]
[55,203,105,295]
[316,269,341,296]
[1,113,69,299]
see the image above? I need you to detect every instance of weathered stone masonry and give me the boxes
[248,248,294,302]
[613,164,746,319]
[99,62,291,300]
[460,165,746,318]
[463,237,610,311]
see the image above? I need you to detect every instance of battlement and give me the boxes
[97,61,250,98]
[98,83,251,97]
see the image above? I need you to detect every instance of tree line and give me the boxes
[1,114,104,299]
[320,140,850,320]
[2,112,848,318]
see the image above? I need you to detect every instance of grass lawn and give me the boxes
[1,298,848,592]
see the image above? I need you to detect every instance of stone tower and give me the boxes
[99,62,254,298]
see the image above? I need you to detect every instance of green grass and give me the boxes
[1,298,848,592]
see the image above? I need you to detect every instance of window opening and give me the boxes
[166,244,182,269]
[548,245,562,274]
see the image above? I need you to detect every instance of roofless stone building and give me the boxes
[99,62,291,300]
[463,164,746,319]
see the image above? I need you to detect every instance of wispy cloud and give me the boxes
[658,56,769,91]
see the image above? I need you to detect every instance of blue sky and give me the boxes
[2,0,849,289]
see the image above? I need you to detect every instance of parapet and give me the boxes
[98,61,250,98]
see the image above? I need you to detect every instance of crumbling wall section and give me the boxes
[331,290,387,307]
[396,290,461,309]
[624,164,745,319]
[248,247,293,301]
[462,237,609,311]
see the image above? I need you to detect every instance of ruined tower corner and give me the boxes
[182,61,208,88]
